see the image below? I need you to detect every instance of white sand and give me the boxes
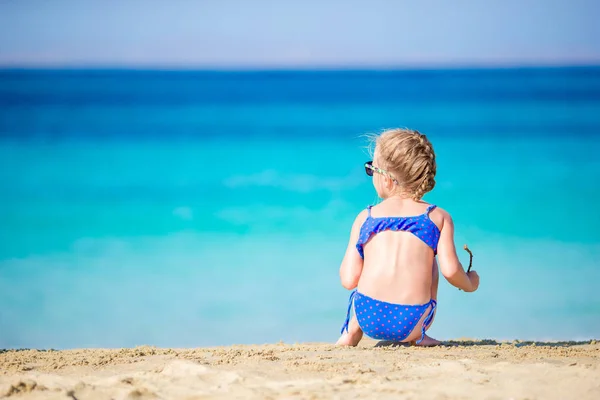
[1,339,599,399]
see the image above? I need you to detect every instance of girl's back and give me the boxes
[357,199,443,305]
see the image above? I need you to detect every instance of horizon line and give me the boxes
[1,61,600,72]
[2,55,600,71]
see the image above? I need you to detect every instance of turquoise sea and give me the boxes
[1,68,599,349]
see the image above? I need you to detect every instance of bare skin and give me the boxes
[336,152,479,347]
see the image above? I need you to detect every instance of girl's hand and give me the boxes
[466,270,480,292]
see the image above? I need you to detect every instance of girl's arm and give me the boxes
[436,209,479,292]
[339,210,368,290]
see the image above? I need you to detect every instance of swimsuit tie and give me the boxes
[416,299,437,344]
[340,290,357,334]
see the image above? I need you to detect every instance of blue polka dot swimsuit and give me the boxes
[340,204,440,344]
[342,291,437,343]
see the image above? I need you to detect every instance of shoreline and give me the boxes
[2,339,599,399]
[2,337,598,353]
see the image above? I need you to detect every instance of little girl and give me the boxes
[337,128,480,347]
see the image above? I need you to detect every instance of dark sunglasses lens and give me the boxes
[364,161,373,176]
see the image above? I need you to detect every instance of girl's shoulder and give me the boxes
[426,204,451,231]
[350,207,371,232]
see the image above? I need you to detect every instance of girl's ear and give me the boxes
[385,176,394,190]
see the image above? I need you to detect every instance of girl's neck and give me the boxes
[381,191,413,202]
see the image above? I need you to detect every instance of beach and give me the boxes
[1,339,599,399]
[2,0,600,396]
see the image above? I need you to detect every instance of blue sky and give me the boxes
[1,0,599,68]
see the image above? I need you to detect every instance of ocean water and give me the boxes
[1,68,599,349]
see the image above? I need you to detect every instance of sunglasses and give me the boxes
[364,161,399,185]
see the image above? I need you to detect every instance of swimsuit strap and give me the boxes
[340,290,358,334]
[367,205,373,217]
[416,299,437,345]
[425,204,437,215]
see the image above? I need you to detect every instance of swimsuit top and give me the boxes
[356,204,441,259]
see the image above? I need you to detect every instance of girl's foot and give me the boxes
[336,315,364,346]
[412,334,441,347]
[336,329,363,346]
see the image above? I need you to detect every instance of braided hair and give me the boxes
[373,128,437,200]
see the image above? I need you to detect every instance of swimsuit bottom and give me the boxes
[340,290,437,345]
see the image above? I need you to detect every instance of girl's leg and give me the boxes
[336,315,363,346]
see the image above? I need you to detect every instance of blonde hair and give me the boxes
[369,128,437,200]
